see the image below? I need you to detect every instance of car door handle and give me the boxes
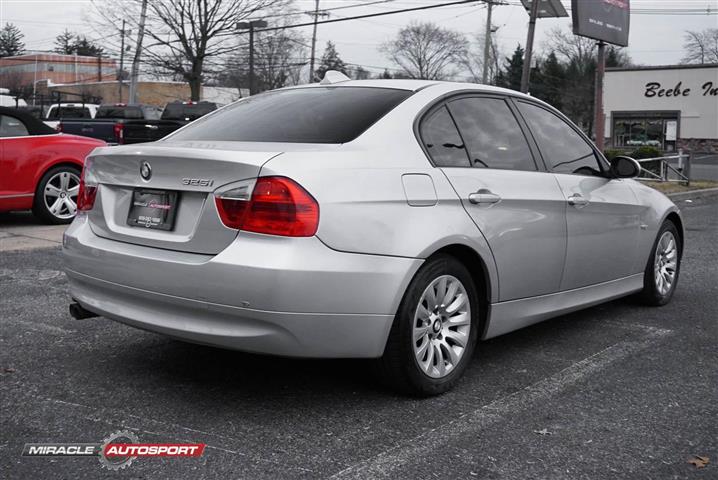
[567,193,589,207]
[468,189,501,205]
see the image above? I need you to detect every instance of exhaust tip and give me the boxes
[69,302,99,320]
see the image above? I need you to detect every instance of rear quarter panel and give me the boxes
[260,85,501,302]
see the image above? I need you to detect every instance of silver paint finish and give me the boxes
[63,79,684,358]
[442,168,567,301]
[553,175,644,290]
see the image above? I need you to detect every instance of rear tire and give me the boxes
[376,254,480,396]
[32,165,81,224]
[638,220,681,306]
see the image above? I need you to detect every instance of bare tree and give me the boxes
[91,0,288,100]
[461,32,500,84]
[381,22,467,80]
[681,29,718,64]
[220,25,307,93]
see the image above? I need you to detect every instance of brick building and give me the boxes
[0,52,117,87]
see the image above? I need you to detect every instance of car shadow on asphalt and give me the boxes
[98,295,646,403]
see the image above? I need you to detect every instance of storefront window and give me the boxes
[612,113,678,151]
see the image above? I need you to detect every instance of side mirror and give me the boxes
[609,156,641,179]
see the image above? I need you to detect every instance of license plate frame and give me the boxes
[126,188,179,231]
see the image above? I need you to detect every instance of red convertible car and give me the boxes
[0,107,105,223]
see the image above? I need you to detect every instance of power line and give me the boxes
[234,0,484,35]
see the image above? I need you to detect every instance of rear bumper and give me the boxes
[62,215,422,358]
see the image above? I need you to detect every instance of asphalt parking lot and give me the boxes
[1,195,716,479]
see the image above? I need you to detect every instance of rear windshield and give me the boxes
[162,103,217,121]
[169,87,412,143]
[47,106,92,120]
[96,106,143,119]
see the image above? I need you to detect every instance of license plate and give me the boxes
[126,189,178,230]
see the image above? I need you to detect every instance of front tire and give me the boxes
[638,220,681,306]
[32,165,81,224]
[376,254,480,396]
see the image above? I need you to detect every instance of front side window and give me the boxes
[0,115,29,137]
[419,106,471,167]
[518,102,602,176]
[448,97,536,171]
[170,87,412,144]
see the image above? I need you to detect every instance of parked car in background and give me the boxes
[0,88,27,108]
[62,77,683,395]
[44,103,100,130]
[0,107,106,223]
[122,101,217,144]
[57,104,162,144]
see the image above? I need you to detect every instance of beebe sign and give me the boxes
[571,0,630,47]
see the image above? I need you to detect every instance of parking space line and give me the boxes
[330,325,672,480]
[0,388,322,474]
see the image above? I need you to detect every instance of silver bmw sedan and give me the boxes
[63,75,683,396]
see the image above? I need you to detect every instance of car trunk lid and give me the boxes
[85,143,282,254]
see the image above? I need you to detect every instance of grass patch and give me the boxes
[639,180,718,194]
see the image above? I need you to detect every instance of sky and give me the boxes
[1,0,717,78]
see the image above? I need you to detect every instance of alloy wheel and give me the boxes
[412,275,471,379]
[654,231,678,296]
[43,171,80,220]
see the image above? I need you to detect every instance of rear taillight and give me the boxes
[215,177,319,237]
[113,122,124,144]
[77,159,97,212]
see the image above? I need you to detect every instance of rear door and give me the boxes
[514,100,643,290]
[420,94,567,301]
[0,114,34,197]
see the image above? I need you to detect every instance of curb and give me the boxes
[667,187,718,202]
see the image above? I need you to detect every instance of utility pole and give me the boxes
[97,54,102,82]
[118,19,126,103]
[306,0,329,83]
[237,20,268,95]
[129,0,148,105]
[482,0,494,84]
[593,41,606,151]
[519,0,539,93]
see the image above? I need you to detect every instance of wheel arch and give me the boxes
[33,159,83,193]
[426,243,492,338]
[664,210,684,257]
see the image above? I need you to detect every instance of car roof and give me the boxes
[284,78,538,100]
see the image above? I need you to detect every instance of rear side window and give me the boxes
[0,115,28,137]
[47,107,91,120]
[169,87,412,143]
[448,97,535,171]
[96,106,144,119]
[162,103,217,120]
[419,106,470,167]
[517,102,602,176]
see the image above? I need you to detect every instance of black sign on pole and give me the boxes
[571,0,630,47]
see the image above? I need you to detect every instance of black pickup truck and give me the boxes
[122,101,218,144]
[58,104,162,144]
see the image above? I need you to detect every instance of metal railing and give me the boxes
[635,150,691,186]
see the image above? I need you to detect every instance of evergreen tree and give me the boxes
[72,37,104,56]
[315,41,347,81]
[54,30,104,56]
[532,51,565,111]
[0,23,25,58]
[54,29,76,54]
[495,44,523,92]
